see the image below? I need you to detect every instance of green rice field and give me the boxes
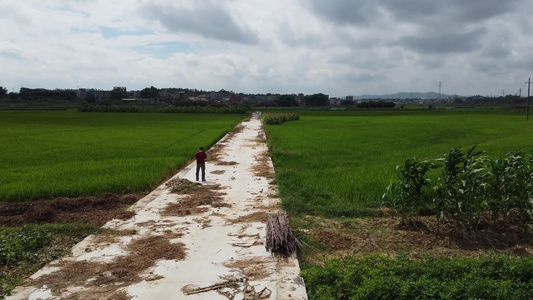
[265,110,533,217]
[0,110,244,202]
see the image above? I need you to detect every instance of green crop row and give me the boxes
[302,254,533,300]
[383,147,533,230]
[265,110,533,217]
[78,104,249,114]
[0,111,244,201]
[262,112,300,125]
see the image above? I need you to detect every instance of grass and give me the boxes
[265,110,533,217]
[0,110,245,202]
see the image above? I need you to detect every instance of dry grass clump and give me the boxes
[0,193,143,227]
[182,276,271,299]
[223,256,272,280]
[265,212,297,259]
[216,161,239,166]
[210,170,226,175]
[29,234,186,298]
[251,151,273,177]
[167,178,203,194]
[206,143,226,162]
[226,212,269,224]
[163,184,230,216]
[204,124,245,163]
[222,125,245,142]
[105,290,133,300]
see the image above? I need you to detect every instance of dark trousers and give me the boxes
[196,163,205,181]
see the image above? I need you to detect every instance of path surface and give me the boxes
[8,112,307,300]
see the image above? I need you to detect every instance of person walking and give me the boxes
[195,147,207,181]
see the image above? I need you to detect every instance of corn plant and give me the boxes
[382,158,438,220]
[263,112,300,125]
[485,150,533,229]
[434,146,487,230]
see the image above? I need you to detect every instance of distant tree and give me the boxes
[218,89,234,94]
[110,87,126,100]
[357,101,395,108]
[141,86,159,98]
[276,94,299,107]
[0,86,7,97]
[305,93,329,106]
[86,90,96,103]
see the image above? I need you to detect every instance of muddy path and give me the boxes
[7,112,307,300]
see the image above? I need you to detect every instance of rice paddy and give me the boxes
[265,110,533,217]
[0,110,244,202]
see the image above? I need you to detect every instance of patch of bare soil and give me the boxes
[0,193,144,227]
[301,215,533,263]
[30,234,186,298]
[163,181,230,217]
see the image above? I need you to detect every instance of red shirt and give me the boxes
[195,151,207,163]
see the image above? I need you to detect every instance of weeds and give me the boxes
[0,226,52,265]
[0,224,101,298]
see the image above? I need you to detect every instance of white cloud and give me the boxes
[0,0,532,96]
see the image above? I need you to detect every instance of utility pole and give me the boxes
[437,81,441,109]
[527,78,531,121]
[519,88,522,98]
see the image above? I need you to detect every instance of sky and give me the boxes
[1,0,532,97]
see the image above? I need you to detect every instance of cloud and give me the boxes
[0,0,531,97]
[396,28,486,54]
[140,2,259,44]
[381,0,520,24]
[0,42,23,59]
[306,0,382,26]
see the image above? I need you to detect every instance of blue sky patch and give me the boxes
[99,26,153,39]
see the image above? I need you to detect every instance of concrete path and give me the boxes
[8,112,308,300]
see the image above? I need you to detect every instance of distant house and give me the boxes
[330,97,341,105]
[160,89,180,100]
[229,95,242,104]
[295,93,305,106]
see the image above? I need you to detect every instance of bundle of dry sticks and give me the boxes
[265,212,297,259]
